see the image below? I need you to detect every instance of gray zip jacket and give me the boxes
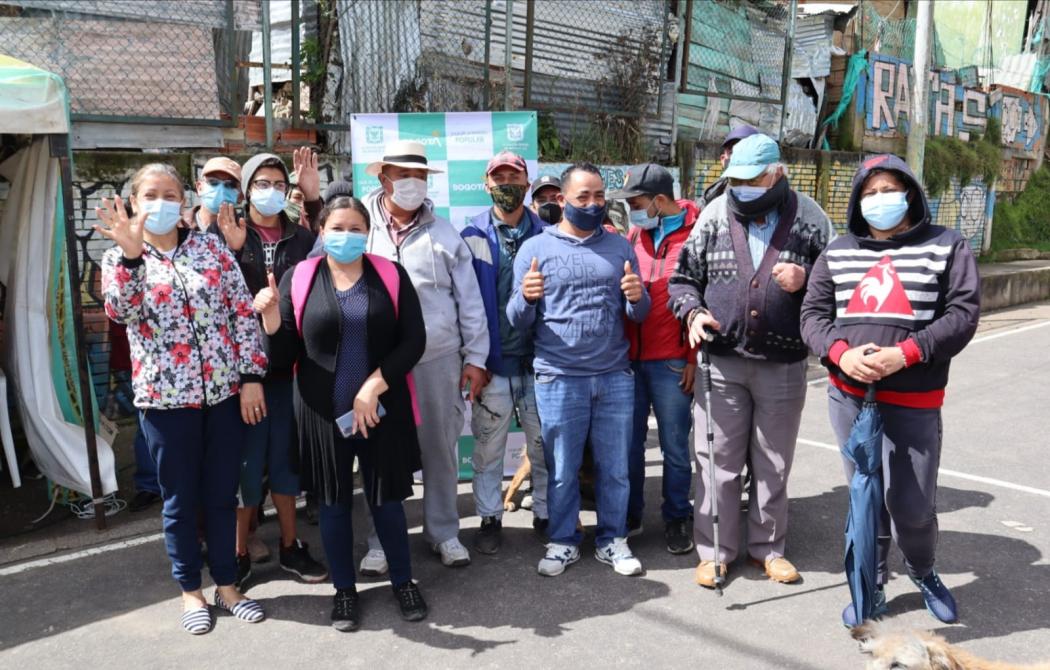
[363,187,489,368]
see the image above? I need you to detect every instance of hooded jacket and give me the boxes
[627,199,700,363]
[461,207,547,375]
[507,224,651,376]
[362,186,489,368]
[800,154,980,407]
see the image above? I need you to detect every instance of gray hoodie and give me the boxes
[362,187,489,368]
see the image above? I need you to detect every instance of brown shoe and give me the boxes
[694,560,729,589]
[750,555,800,583]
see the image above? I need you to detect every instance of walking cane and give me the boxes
[698,339,725,595]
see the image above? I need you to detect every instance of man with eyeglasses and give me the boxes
[460,151,550,554]
[207,148,327,589]
[188,157,244,233]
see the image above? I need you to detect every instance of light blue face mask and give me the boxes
[140,199,182,235]
[730,185,768,202]
[629,205,659,230]
[323,231,368,264]
[200,183,239,213]
[861,191,909,231]
[251,187,286,217]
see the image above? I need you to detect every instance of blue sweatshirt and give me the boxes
[507,225,650,376]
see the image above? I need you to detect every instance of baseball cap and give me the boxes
[531,174,561,195]
[721,124,761,149]
[607,163,674,200]
[485,150,527,175]
[723,134,780,181]
[201,156,242,183]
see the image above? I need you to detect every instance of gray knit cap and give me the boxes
[240,153,290,198]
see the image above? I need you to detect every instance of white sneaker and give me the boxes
[537,543,580,577]
[431,538,471,567]
[595,537,643,576]
[359,549,389,576]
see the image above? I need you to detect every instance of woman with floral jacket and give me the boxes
[99,163,269,635]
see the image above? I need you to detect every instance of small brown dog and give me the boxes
[853,621,1050,670]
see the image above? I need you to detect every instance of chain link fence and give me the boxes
[0,0,259,124]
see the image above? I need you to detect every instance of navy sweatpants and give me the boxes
[140,395,244,592]
[828,386,942,583]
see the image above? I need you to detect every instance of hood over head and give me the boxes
[846,154,930,237]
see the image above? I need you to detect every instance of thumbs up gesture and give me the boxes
[522,257,545,303]
[621,260,643,304]
[253,272,280,316]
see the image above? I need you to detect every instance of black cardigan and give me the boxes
[267,256,426,505]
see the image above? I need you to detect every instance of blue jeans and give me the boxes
[318,437,412,590]
[533,369,634,548]
[238,379,298,507]
[139,395,243,591]
[132,414,160,495]
[629,359,694,522]
[470,373,547,519]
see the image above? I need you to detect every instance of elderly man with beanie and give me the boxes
[208,148,326,587]
[668,134,833,590]
[461,151,550,553]
[699,124,760,208]
[360,140,490,570]
[801,154,979,626]
[609,163,699,554]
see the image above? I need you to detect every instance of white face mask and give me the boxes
[388,177,428,211]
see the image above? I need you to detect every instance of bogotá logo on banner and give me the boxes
[366,126,384,144]
[506,124,525,142]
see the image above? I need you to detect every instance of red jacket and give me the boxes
[627,199,700,363]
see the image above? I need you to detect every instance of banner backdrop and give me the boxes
[350,112,539,231]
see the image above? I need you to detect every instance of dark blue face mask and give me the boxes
[563,201,607,231]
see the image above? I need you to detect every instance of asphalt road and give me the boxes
[2,302,1048,669]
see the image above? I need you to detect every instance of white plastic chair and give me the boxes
[0,369,20,488]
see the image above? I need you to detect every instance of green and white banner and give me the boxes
[351,112,539,230]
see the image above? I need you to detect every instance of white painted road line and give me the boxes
[969,319,1050,345]
[0,532,165,576]
[798,438,1050,499]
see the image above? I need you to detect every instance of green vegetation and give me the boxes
[923,118,1001,197]
[989,164,1050,253]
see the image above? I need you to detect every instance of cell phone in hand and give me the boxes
[335,403,387,438]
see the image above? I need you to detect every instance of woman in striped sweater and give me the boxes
[800,154,980,627]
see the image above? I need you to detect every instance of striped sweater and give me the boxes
[800,154,980,407]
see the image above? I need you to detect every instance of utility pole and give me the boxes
[907,0,934,183]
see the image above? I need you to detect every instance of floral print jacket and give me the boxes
[101,230,267,410]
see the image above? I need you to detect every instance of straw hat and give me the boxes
[365,140,444,177]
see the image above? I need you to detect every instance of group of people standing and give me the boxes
[99,126,978,636]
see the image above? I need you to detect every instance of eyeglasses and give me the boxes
[251,179,288,192]
[206,177,239,190]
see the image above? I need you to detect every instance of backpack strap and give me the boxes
[364,253,422,426]
[291,256,324,337]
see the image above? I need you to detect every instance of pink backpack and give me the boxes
[290,254,421,425]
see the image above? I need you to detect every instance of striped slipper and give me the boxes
[214,591,265,623]
[181,606,214,635]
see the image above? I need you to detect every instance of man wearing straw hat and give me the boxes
[359,140,490,571]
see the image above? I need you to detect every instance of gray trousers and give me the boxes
[692,354,807,563]
[828,386,942,582]
[369,352,465,548]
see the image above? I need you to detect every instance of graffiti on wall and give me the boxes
[866,54,989,140]
[989,87,1045,157]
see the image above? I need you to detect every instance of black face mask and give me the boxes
[537,202,561,224]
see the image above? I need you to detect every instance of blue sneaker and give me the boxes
[910,570,958,623]
[841,586,888,627]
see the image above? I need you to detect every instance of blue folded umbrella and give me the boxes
[842,385,884,625]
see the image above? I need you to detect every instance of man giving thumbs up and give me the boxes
[507,162,650,579]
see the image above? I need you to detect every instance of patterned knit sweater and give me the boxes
[667,186,833,363]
